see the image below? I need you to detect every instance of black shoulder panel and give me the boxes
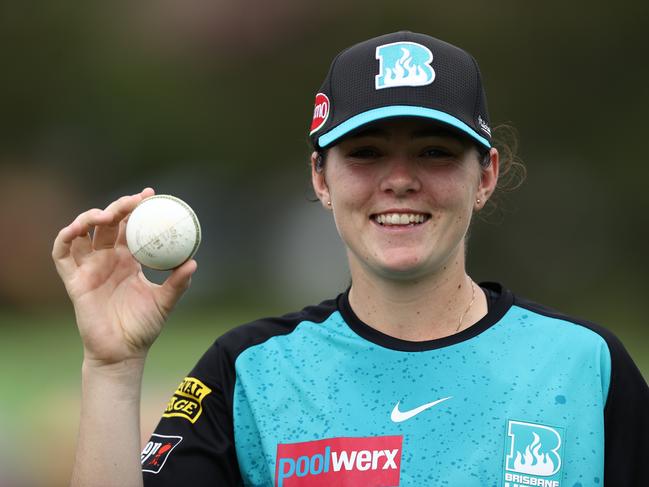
[513,295,649,484]
[216,296,339,364]
[143,296,338,486]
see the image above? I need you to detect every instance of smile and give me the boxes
[372,212,430,226]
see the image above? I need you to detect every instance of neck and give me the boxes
[347,253,487,341]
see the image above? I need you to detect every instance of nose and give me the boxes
[379,157,421,196]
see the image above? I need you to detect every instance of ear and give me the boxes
[311,151,331,209]
[475,147,499,209]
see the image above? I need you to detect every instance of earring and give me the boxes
[326,201,332,207]
[476,198,481,205]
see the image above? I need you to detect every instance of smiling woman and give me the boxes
[311,118,498,339]
[54,31,648,487]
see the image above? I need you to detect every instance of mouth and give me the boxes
[371,212,431,227]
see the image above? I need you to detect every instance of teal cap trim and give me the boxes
[317,105,491,149]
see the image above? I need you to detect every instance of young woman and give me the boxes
[53,31,648,487]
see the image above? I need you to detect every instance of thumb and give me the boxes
[157,259,198,313]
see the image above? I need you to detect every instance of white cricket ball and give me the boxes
[126,195,201,270]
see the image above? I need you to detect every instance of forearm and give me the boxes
[71,358,147,487]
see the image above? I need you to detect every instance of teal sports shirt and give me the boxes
[142,283,648,486]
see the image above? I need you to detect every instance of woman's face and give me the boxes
[312,118,499,281]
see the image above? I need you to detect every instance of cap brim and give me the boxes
[317,105,491,149]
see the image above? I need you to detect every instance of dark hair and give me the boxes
[315,152,326,173]
[479,124,527,220]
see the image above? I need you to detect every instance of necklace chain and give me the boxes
[455,279,476,332]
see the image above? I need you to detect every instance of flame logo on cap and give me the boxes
[375,42,435,90]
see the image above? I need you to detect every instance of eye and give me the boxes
[348,147,381,159]
[420,147,454,159]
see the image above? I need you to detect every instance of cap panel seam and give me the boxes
[470,54,484,129]
[323,46,352,144]
[310,47,347,148]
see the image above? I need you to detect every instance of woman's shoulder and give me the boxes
[200,294,343,365]
[509,290,624,350]
[480,281,633,360]
[504,287,645,386]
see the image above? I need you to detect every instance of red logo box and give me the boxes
[275,435,403,487]
[310,93,330,134]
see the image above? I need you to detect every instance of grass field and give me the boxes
[0,307,242,487]
[1,306,646,486]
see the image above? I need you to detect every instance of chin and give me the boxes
[373,255,433,280]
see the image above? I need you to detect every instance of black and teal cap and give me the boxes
[309,31,492,150]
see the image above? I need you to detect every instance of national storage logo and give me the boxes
[275,435,403,487]
[162,377,211,423]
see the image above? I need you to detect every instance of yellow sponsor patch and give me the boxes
[163,377,212,423]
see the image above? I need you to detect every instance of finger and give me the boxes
[93,188,156,250]
[52,224,83,277]
[115,218,129,248]
[156,259,198,313]
[92,195,136,250]
[70,230,93,264]
[116,188,156,248]
[53,209,109,273]
[70,208,112,260]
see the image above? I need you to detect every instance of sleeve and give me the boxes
[602,331,649,485]
[141,339,243,486]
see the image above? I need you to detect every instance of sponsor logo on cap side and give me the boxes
[478,115,491,137]
[375,42,435,90]
[275,435,403,486]
[310,93,330,135]
[141,434,182,474]
[162,376,212,423]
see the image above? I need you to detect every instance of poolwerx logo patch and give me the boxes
[275,436,403,487]
[163,377,211,423]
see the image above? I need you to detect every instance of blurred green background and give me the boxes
[1,1,647,485]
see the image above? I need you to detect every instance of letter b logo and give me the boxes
[375,42,435,90]
[506,420,563,477]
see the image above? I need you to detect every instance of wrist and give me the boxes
[81,357,147,391]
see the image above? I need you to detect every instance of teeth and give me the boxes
[375,213,427,225]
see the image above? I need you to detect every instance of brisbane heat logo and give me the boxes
[375,42,435,90]
[275,435,403,487]
[503,420,565,487]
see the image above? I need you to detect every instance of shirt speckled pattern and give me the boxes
[143,283,649,486]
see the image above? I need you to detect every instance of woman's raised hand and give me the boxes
[52,188,197,366]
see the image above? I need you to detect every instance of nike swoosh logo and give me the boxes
[390,396,452,423]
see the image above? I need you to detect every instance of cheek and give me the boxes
[425,177,477,231]
[425,176,470,208]
[327,171,374,208]
[432,167,479,205]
